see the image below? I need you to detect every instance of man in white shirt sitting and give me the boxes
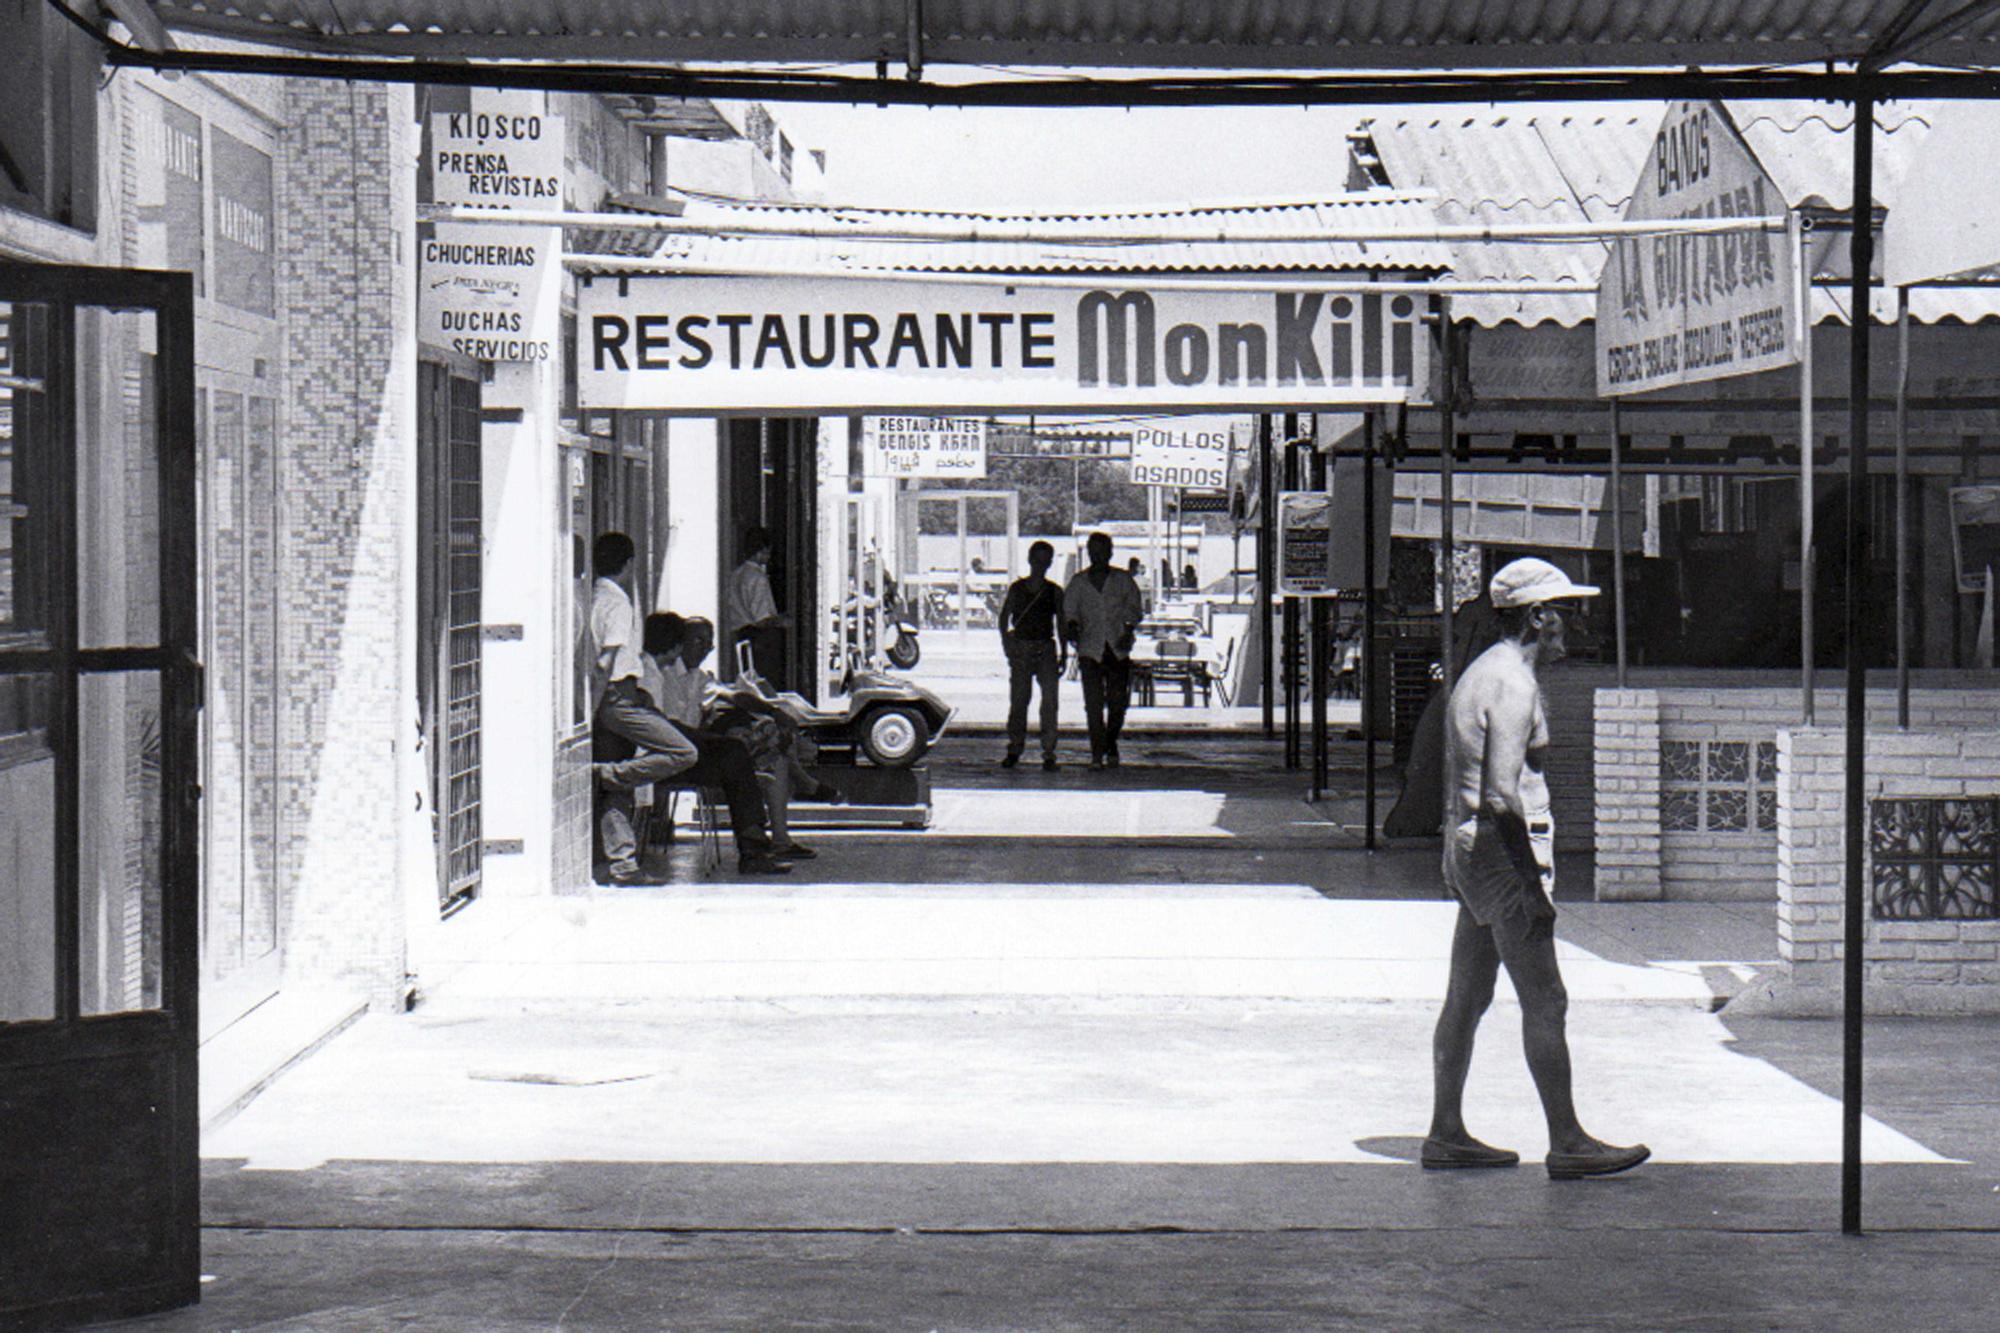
[644,613,835,862]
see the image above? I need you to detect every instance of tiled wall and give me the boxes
[554,729,594,894]
[1777,727,2000,1013]
[271,79,416,1010]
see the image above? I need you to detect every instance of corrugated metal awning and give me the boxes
[1360,99,2000,328]
[144,2,2000,70]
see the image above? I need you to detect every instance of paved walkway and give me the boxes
[104,736,2000,1331]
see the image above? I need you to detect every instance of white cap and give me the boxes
[1490,557,1600,609]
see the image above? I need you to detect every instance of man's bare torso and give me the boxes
[1444,640,1549,829]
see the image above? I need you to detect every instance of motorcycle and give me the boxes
[830,583,922,672]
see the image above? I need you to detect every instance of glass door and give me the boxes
[0,262,201,1327]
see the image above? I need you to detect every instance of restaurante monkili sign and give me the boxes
[577,276,1431,412]
[1596,101,1799,397]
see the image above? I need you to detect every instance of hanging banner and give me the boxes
[578,276,1431,412]
[1597,102,1798,397]
[429,92,564,208]
[1128,415,1241,489]
[1277,491,1337,596]
[862,415,988,478]
[420,223,558,361]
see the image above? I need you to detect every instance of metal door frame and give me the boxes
[0,261,201,1329]
[905,488,1018,634]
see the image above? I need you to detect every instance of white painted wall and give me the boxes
[476,215,564,897]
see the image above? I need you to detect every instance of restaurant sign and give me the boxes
[1597,102,1798,397]
[578,276,1431,412]
[863,416,988,478]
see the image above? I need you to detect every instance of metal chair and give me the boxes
[636,783,725,877]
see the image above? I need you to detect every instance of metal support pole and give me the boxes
[1259,414,1276,739]
[1284,415,1302,771]
[1800,216,1818,724]
[1611,399,1629,688]
[1311,439,1331,799]
[1895,284,1911,729]
[1841,88,1875,1239]
[1363,412,1379,850]
[1439,303,1457,703]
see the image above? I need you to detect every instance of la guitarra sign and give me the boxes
[577,275,1432,412]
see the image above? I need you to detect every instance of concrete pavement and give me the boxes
[109,734,2000,1331]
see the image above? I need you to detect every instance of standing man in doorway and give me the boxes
[998,540,1066,771]
[1426,558,1648,1178]
[1063,532,1145,771]
[726,524,789,685]
[590,531,699,884]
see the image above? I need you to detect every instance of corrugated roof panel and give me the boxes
[148,2,2000,69]
[1723,99,1938,213]
[1367,99,2000,328]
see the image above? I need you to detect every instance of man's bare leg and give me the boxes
[1489,915,1647,1173]
[1426,906,1515,1164]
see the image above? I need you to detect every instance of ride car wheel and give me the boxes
[861,704,927,767]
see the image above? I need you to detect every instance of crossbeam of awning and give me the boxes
[430,205,1788,246]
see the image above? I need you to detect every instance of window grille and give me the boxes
[1871,798,2000,921]
[1661,739,1778,834]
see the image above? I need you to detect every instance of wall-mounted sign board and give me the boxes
[578,276,1431,413]
[863,416,988,478]
[1597,102,1798,397]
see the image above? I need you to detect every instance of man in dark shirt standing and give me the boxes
[998,540,1065,770]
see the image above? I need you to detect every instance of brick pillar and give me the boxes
[275,80,418,1010]
[1773,727,1845,999]
[1735,725,2000,1016]
[1592,688,1662,900]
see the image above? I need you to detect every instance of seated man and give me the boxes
[591,533,789,879]
[590,531,698,885]
[644,613,837,862]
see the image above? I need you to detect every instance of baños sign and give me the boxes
[577,275,1431,412]
[1597,102,1799,397]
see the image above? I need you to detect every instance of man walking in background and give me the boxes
[1426,558,1648,1178]
[1062,532,1145,771]
[998,540,1066,771]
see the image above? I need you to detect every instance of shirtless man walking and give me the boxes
[1424,558,1650,1179]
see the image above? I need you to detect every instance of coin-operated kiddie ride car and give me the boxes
[731,642,952,827]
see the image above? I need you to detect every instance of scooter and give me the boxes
[882,587,921,669]
[831,585,922,672]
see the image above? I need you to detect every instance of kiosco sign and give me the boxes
[1597,102,1798,396]
[578,276,1431,412]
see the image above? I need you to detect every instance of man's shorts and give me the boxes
[1445,816,1557,938]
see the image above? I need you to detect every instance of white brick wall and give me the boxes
[1594,683,2000,906]
[1773,726,2000,1013]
